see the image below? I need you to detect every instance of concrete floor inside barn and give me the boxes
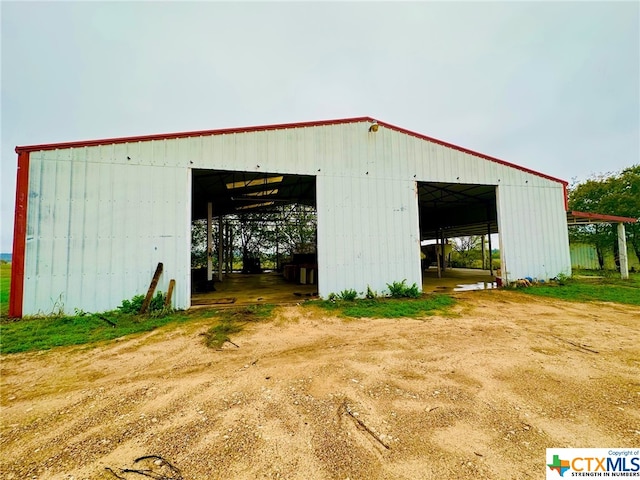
[190,268,497,308]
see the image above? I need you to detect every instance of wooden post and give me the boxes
[140,262,163,314]
[618,222,629,280]
[164,279,175,308]
[207,202,213,281]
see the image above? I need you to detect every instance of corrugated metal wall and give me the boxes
[570,244,600,270]
[317,176,421,296]
[21,120,570,314]
[23,155,190,315]
[496,184,571,282]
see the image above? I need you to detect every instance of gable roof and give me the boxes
[15,116,567,186]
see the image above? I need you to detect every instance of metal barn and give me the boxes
[9,117,571,317]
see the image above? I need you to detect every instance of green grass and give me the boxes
[0,310,196,355]
[521,272,640,305]
[201,304,275,349]
[0,262,10,318]
[308,294,455,319]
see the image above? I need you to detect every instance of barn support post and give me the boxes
[224,220,233,275]
[487,223,493,276]
[618,222,629,280]
[229,222,234,273]
[218,215,224,282]
[481,235,487,270]
[436,230,442,279]
[207,202,213,281]
[440,230,446,272]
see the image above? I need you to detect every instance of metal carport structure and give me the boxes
[10,117,572,317]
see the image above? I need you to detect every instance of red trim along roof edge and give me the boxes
[14,117,372,153]
[15,116,567,186]
[568,211,638,224]
[374,119,567,186]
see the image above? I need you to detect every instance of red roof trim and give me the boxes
[374,119,568,186]
[568,210,638,224]
[15,116,566,186]
[9,151,30,318]
[14,117,373,153]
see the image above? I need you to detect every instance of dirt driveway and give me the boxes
[1,291,639,479]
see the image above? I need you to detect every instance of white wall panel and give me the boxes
[496,184,571,282]
[317,175,421,297]
[22,157,190,316]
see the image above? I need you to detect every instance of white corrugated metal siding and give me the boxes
[23,155,190,315]
[20,119,571,314]
[316,175,421,296]
[496,184,571,282]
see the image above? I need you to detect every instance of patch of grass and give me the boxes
[0,310,195,355]
[338,289,358,301]
[202,304,275,349]
[521,272,640,306]
[387,279,420,298]
[308,294,455,319]
[0,262,10,318]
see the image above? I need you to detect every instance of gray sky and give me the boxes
[2,1,639,252]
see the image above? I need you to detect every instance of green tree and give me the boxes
[450,236,482,268]
[568,165,640,268]
[191,204,317,273]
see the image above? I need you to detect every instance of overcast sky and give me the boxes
[1,1,638,252]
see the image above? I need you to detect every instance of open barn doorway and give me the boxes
[190,169,318,307]
[417,182,501,292]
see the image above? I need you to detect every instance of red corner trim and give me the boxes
[9,151,30,318]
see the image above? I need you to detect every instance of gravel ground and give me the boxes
[1,290,639,479]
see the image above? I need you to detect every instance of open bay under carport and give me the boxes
[191,268,496,308]
[417,181,500,280]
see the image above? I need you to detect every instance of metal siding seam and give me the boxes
[544,188,556,276]
[520,186,531,277]
[102,163,116,310]
[27,157,44,313]
[523,186,535,276]
[33,159,52,313]
[49,160,60,301]
[56,162,71,281]
[64,160,76,312]
[374,177,385,284]
[75,160,89,312]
